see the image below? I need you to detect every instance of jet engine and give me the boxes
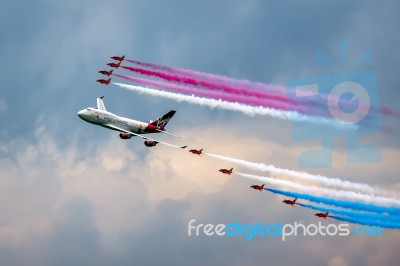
[144,140,158,147]
[119,133,132,139]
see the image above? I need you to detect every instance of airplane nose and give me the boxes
[77,110,84,118]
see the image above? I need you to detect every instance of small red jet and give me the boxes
[107,61,121,69]
[96,78,111,85]
[189,148,203,155]
[315,212,329,219]
[219,168,233,175]
[250,184,265,191]
[110,55,125,61]
[282,198,297,206]
[98,69,113,76]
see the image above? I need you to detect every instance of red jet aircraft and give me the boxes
[110,55,125,61]
[96,78,111,85]
[219,168,233,175]
[189,148,203,155]
[282,198,297,206]
[315,212,329,219]
[98,69,113,76]
[107,61,121,69]
[250,184,265,191]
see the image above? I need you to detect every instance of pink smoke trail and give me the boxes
[121,66,290,103]
[120,66,334,116]
[126,59,286,94]
[114,74,294,111]
[114,74,348,117]
[126,59,399,121]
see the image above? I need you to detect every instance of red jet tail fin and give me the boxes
[150,110,176,129]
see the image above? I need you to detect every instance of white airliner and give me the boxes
[77,96,180,147]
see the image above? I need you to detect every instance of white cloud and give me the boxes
[0,1,399,264]
[0,118,400,265]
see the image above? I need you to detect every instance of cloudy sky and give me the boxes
[1,0,399,265]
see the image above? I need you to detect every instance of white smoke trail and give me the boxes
[113,82,354,128]
[208,153,399,197]
[238,173,400,206]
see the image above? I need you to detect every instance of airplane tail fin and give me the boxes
[294,199,297,203]
[261,184,265,189]
[200,149,203,152]
[326,212,329,215]
[230,168,233,172]
[110,70,113,75]
[97,96,107,111]
[150,110,176,129]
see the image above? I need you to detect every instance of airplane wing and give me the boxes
[106,124,181,149]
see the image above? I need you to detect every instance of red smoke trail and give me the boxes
[123,62,333,115]
[126,60,176,74]
[114,73,336,116]
[121,66,290,103]
[126,59,286,94]
[127,60,399,121]
[114,74,293,111]
[381,106,400,119]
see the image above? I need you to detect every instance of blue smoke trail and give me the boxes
[331,215,400,229]
[265,188,400,216]
[298,203,400,223]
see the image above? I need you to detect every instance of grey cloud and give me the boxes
[0,0,399,265]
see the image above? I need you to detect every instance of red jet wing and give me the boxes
[282,199,297,206]
[189,149,203,155]
[315,212,329,219]
[107,62,121,69]
[250,184,265,191]
[96,78,111,85]
[111,55,125,61]
[98,70,113,76]
[219,168,233,175]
